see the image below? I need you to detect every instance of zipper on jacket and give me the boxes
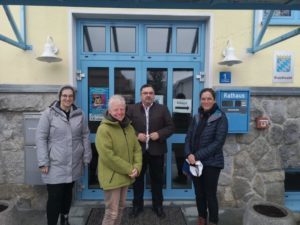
[122,127,131,163]
[109,171,115,183]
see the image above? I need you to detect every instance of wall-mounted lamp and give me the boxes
[36,36,62,63]
[218,40,242,66]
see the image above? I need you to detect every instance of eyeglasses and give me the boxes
[62,94,74,99]
[201,97,214,101]
[142,92,154,95]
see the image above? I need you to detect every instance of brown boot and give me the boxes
[198,217,206,225]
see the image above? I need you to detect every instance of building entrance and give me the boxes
[75,19,206,200]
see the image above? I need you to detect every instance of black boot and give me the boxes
[60,214,70,225]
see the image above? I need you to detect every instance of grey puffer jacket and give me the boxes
[36,101,92,184]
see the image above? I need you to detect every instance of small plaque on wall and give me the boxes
[219,71,231,83]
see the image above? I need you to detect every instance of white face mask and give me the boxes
[189,161,203,177]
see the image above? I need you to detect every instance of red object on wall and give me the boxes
[256,116,269,129]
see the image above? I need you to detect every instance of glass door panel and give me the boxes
[114,68,136,104]
[142,62,201,199]
[83,26,106,52]
[89,143,100,189]
[147,68,168,105]
[172,69,193,189]
[88,67,137,189]
[79,61,140,199]
[146,27,172,53]
[171,143,192,189]
[88,67,109,133]
[144,67,168,190]
[86,67,109,190]
[110,26,136,53]
[176,28,199,54]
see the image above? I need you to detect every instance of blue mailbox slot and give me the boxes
[216,89,250,133]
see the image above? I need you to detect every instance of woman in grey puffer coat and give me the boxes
[36,85,92,225]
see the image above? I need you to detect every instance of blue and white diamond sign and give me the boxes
[273,51,293,83]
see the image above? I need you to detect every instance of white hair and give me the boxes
[108,95,126,110]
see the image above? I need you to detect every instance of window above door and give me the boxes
[79,20,205,60]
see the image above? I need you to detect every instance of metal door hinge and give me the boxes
[76,70,85,81]
[196,72,205,82]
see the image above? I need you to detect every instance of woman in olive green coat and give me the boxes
[95,95,142,225]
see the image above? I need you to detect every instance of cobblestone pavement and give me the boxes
[14,201,300,225]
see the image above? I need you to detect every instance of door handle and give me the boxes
[76,70,85,81]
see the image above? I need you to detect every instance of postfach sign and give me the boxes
[216,89,250,133]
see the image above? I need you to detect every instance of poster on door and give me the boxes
[89,87,108,121]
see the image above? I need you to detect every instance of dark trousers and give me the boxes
[133,151,164,209]
[46,182,74,225]
[192,166,221,224]
[175,156,185,177]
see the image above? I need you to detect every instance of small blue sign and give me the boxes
[219,71,231,83]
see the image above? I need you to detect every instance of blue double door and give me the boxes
[76,19,205,200]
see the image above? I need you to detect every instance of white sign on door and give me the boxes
[173,99,192,113]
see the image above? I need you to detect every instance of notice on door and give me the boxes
[173,99,192,113]
[89,87,109,121]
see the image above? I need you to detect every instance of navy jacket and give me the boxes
[184,108,228,168]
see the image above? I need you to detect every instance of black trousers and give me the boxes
[192,166,221,224]
[133,151,164,208]
[46,182,74,225]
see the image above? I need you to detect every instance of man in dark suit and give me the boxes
[126,84,174,218]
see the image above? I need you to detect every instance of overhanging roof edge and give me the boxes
[1,0,300,10]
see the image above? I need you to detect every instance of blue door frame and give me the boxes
[75,19,206,201]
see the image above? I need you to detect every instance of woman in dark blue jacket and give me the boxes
[184,88,228,225]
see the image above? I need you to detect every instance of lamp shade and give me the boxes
[36,36,62,63]
[218,42,242,66]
